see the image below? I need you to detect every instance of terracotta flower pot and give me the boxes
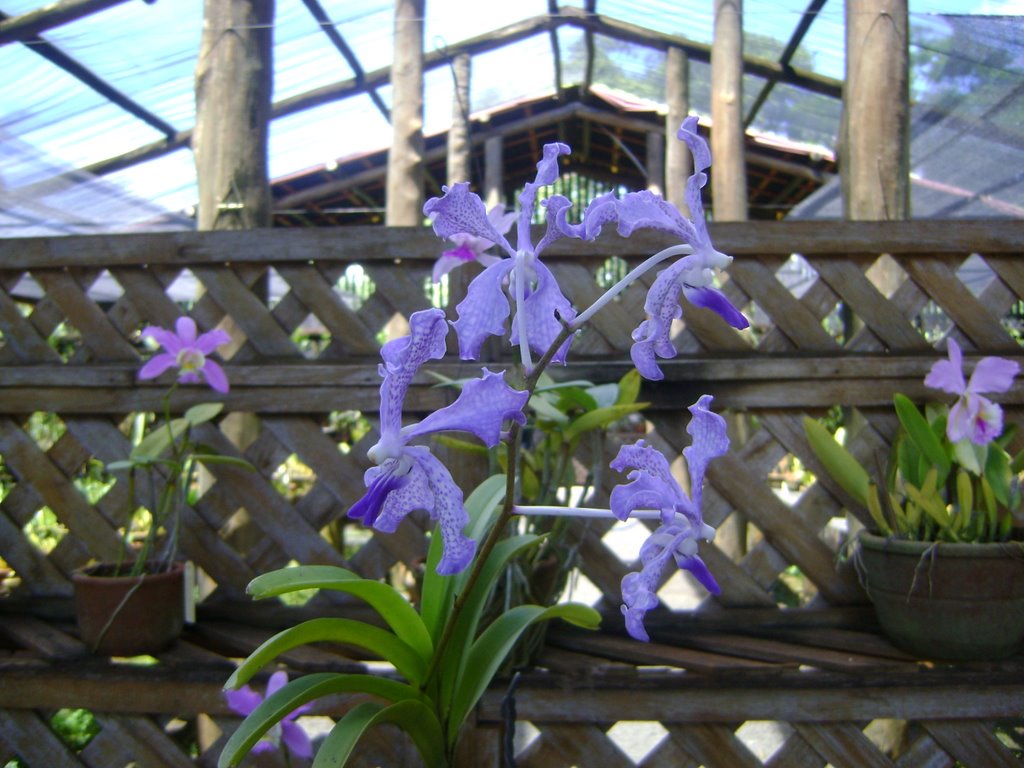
[856,531,1024,660]
[72,560,186,656]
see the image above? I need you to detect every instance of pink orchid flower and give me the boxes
[225,670,313,758]
[138,317,231,393]
[430,205,516,283]
[924,337,1019,445]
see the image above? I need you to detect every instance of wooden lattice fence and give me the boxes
[0,219,1022,767]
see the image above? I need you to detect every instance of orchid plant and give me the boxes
[805,338,1022,543]
[219,116,749,768]
[108,317,247,578]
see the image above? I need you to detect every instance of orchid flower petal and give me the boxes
[683,285,750,329]
[924,338,966,394]
[174,316,198,344]
[281,721,313,758]
[224,685,262,716]
[201,359,230,393]
[371,458,433,534]
[682,395,730,513]
[410,447,476,575]
[138,353,179,381]
[517,142,570,247]
[378,309,448,435]
[194,328,232,355]
[968,355,1019,394]
[424,183,514,256]
[404,368,528,446]
[508,258,577,364]
[451,259,515,359]
[347,465,411,528]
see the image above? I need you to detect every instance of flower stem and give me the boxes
[571,243,693,329]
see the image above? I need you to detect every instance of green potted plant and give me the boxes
[72,317,249,656]
[804,339,1024,660]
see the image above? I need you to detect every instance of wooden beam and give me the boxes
[299,0,390,121]
[0,0,130,44]
[385,0,425,226]
[484,135,504,209]
[842,0,910,220]
[711,0,748,221]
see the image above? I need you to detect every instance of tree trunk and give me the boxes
[710,0,747,221]
[386,0,425,226]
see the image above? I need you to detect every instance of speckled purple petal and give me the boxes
[378,309,449,435]
[424,183,514,257]
[405,368,527,446]
[682,395,729,514]
[516,142,570,247]
[683,285,749,330]
[410,447,476,575]
[452,259,514,360]
[508,259,576,363]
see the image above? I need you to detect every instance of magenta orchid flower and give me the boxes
[924,337,1019,445]
[424,143,615,366]
[431,205,517,283]
[225,670,313,758]
[347,308,529,574]
[612,117,749,380]
[138,316,231,393]
[609,395,729,641]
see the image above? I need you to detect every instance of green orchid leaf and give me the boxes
[247,565,432,661]
[563,402,648,444]
[447,602,600,742]
[803,417,871,506]
[983,443,1012,506]
[615,368,642,406]
[218,673,424,768]
[312,700,446,768]
[184,402,224,426]
[432,434,490,456]
[528,393,569,424]
[582,382,617,409]
[226,618,427,689]
[555,385,599,413]
[866,483,893,535]
[192,454,255,469]
[421,474,506,643]
[437,533,545,712]
[894,394,951,482]
[953,438,985,476]
[131,417,189,459]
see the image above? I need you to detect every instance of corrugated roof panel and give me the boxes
[274,0,357,101]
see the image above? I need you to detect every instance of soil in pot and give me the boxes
[856,531,1024,661]
[72,560,186,656]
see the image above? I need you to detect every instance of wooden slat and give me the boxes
[793,722,896,768]
[921,720,1023,767]
[0,709,86,766]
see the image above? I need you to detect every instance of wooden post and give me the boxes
[665,45,691,213]
[483,135,504,210]
[448,52,471,186]
[193,0,274,229]
[386,0,425,226]
[646,130,664,195]
[192,0,274,754]
[842,0,910,220]
[710,0,748,221]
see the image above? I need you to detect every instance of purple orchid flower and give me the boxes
[431,205,517,283]
[138,316,232,393]
[347,308,529,575]
[424,143,615,366]
[225,670,313,758]
[609,395,729,641]
[613,117,749,380]
[924,337,1019,445]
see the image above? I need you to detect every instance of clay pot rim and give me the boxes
[72,560,186,583]
[857,530,1024,559]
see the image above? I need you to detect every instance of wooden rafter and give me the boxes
[0,0,132,45]
[75,6,842,181]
